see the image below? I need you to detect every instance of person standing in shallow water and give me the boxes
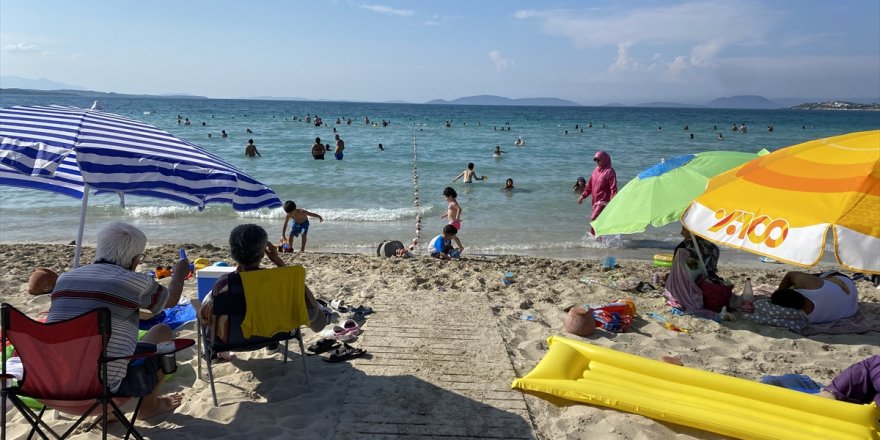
[577,150,617,236]
[311,137,325,160]
[245,139,261,157]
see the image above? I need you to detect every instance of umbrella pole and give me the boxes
[690,234,708,277]
[73,184,89,269]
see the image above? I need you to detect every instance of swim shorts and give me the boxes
[335,153,344,160]
[115,342,160,397]
[313,154,325,160]
[290,219,310,237]
[449,219,461,230]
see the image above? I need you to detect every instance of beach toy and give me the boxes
[502,272,515,286]
[590,299,636,332]
[646,312,688,333]
[213,261,229,267]
[512,336,879,440]
[179,247,187,260]
[602,256,616,269]
[193,258,210,271]
[653,253,673,267]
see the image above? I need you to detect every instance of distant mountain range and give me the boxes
[425,95,581,106]
[0,88,207,99]
[3,75,878,110]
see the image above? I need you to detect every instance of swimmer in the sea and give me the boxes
[452,162,486,183]
[493,145,505,157]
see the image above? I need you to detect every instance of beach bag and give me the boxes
[377,240,405,257]
[696,276,733,312]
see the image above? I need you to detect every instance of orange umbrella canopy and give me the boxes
[682,130,880,274]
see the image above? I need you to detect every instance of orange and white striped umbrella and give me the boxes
[682,130,880,274]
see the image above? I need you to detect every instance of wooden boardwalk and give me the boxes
[331,291,536,439]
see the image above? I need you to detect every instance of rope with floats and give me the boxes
[408,131,422,253]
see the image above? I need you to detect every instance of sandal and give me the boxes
[323,343,366,363]
[307,338,339,355]
[349,305,374,315]
[330,299,349,313]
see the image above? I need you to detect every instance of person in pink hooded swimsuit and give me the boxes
[577,150,618,235]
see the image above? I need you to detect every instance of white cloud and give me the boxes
[2,43,41,54]
[361,4,414,16]
[517,2,778,80]
[423,20,439,26]
[488,50,514,71]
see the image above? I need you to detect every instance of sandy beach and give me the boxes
[2,243,878,439]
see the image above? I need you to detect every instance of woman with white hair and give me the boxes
[47,222,189,419]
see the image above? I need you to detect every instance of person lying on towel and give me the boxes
[770,271,859,324]
[199,224,328,346]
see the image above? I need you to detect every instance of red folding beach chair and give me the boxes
[0,303,192,440]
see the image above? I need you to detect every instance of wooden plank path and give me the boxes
[331,291,536,440]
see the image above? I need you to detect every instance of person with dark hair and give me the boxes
[770,271,859,324]
[199,224,328,345]
[452,162,486,183]
[334,134,345,160]
[281,200,323,252]
[245,139,261,157]
[440,187,462,230]
[573,176,586,193]
[311,137,325,159]
[428,224,464,260]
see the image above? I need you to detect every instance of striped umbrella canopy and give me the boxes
[682,130,880,274]
[0,104,281,265]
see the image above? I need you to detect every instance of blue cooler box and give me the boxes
[196,266,236,302]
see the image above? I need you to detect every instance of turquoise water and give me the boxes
[1,93,878,258]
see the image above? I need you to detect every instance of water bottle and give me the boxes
[741,278,755,313]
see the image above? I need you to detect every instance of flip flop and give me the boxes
[330,299,349,313]
[349,305,374,315]
[307,338,339,355]
[319,323,361,342]
[340,319,361,336]
[323,343,366,363]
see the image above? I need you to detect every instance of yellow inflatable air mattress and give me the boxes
[511,336,879,440]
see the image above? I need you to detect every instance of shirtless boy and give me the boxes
[452,162,486,183]
[281,200,324,252]
[245,139,261,157]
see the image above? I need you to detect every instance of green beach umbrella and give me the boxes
[592,150,767,237]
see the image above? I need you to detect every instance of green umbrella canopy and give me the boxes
[592,150,767,237]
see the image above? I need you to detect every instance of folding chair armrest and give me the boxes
[104,339,195,362]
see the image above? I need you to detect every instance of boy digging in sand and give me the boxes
[281,200,324,252]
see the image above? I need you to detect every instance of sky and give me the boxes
[1,0,879,105]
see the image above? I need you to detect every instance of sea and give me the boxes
[1,93,878,261]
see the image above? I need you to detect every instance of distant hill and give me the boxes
[1,88,208,100]
[239,96,310,101]
[602,103,628,107]
[790,101,880,111]
[636,101,706,108]
[425,95,581,106]
[0,75,85,91]
[706,95,780,109]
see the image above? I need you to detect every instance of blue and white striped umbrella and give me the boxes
[0,104,282,266]
[0,105,280,210]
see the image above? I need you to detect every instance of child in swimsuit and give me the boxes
[428,224,464,260]
[440,187,462,230]
[281,200,324,252]
[452,162,486,183]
